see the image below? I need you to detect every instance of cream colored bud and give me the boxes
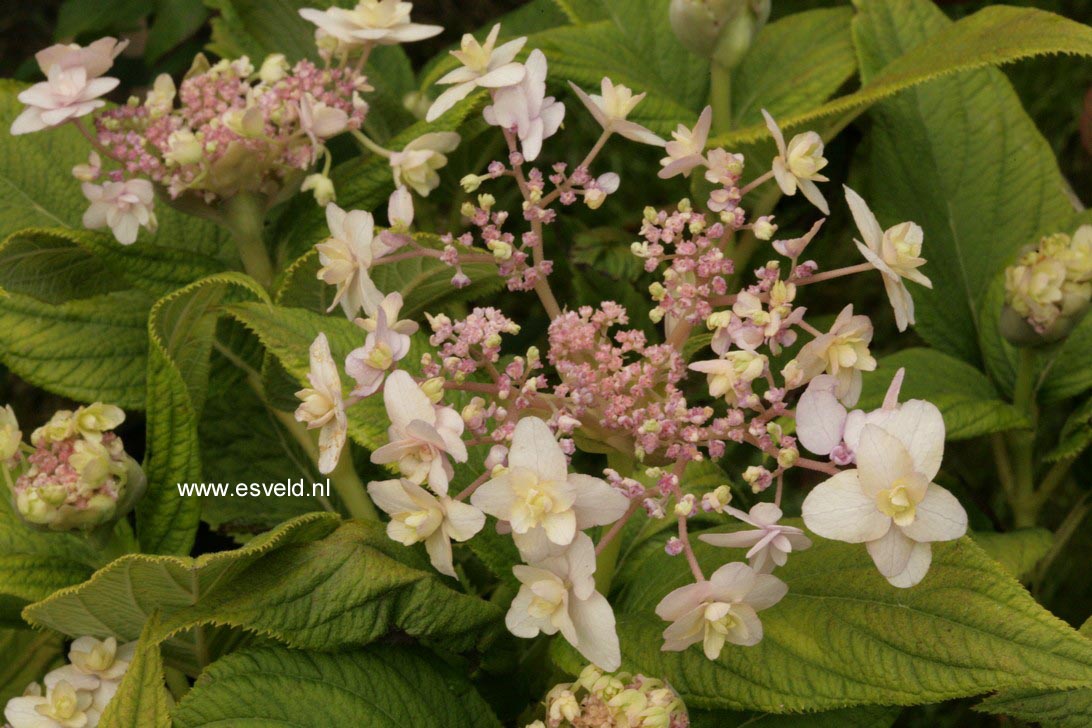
[302,173,336,206]
[420,377,446,403]
[777,446,799,468]
[259,53,289,83]
[460,173,482,192]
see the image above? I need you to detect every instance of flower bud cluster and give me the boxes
[529,664,688,728]
[1003,226,1092,343]
[9,404,144,532]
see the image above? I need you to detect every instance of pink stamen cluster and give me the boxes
[636,206,735,326]
[91,57,368,202]
[546,303,731,463]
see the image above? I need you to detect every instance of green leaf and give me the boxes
[205,0,322,62]
[0,289,150,409]
[550,0,607,24]
[56,0,147,38]
[594,523,1092,712]
[730,7,858,127]
[690,705,900,728]
[172,645,502,728]
[0,495,99,625]
[139,273,268,555]
[0,82,234,262]
[22,513,340,673]
[1047,396,1092,463]
[99,614,172,728]
[23,517,500,667]
[1041,313,1092,403]
[154,520,502,652]
[707,4,1092,148]
[856,348,1028,439]
[856,0,1076,364]
[971,528,1053,580]
[976,685,1092,728]
[0,628,64,703]
[0,228,226,302]
[145,0,209,63]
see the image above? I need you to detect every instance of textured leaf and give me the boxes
[971,529,1053,580]
[0,289,150,409]
[99,615,172,728]
[551,0,607,24]
[139,273,268,555]
[1047,396,1092,463]
[857,0,1075,364]
[22,513,339,672]
[1041,313,1092,404]
[0,227,226,302]
[583,523,1092,712]
[0,628,64,703]
[154,520,502,652]
[855,348,1029,439]
[145,0,209,63]
[205,0,324,62]
[730,7,858,127]
[708,4,1092,147]
[690,705,900,728]
[0,82,233,261]
[172,645,502,728]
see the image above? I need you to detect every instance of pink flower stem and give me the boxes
[738,170,775,197]
[71,118,118,162]
[794,261,874,286]
[502,129,562,319]
[442,381,500,394]
[774,472,784,508]
[678,516,705,582]
[594,498,641,556]
[454,470,491,501]
[538,129,612,208]
[796,318,823,337]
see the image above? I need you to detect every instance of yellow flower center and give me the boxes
[877,478,917,526]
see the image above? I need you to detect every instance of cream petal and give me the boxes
[569,591,621,671]
[542,509,576,546]
[796,378,848,456]
[801,470,891,543]
[425,82,474,122]
[900,484,967,542]
[382,370,434,429]
[745,573,788,611]
[866,526,916,579]
[655,581,711,622]
[881,400,946,481]
[367,479,421,515]
[699,530,764,550]
[761,109,787,157]
[425,531,456,577]
[724,603,763,647]
[506,588,543,638]
[798,178,830,215]
[843,185,884,250]
[469,476,517,518]
[570,474,629,529]
[856,424,915,498]
[508,417,568,481]
[885,541,932,588]
[708,561,756,602]
[442,498,486,542]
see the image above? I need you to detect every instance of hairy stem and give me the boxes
[1008,349,1039,528]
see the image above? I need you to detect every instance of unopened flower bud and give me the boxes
[420,377,445,403]
[777,446,799,468]
[302,173,336,206]
[259,53,289,83]
[0,405,21,462]
[674,493,697,517]
[753,216,777,240]
[402,91,431,120]
[670,0,771,69]
[460,173,483,192]
[165,129,204,166]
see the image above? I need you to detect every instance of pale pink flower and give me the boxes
[345,305,412,399]
[844,186,932,332]
[427,24,527,121]
[471,417,628,561]
[700,503,811,573]
[658,105,711,179]
[299,93,350,154]
[786,304,876,406]
[81,179,157,245]
[688,351,767,406]
[389,132,461,196]
[371,370,467,494]
[299,0,441,47]
[294,333,348,474]
[773,218,824,260]
[34,37,128,79]
[483,49,565,162]
[569,78,665,147]
[796,369,907,462]
[762,109,829,214]
[368,478,485,577]
[11,65,118,135]
[656,562,787,658]
[507,533,621,671]
[316,204,391,318]
[802,401,966,588]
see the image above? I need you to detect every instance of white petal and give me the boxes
[425,531,456,577]
[856,424,914,498]
[761,109,787,156]
[882,400,946,481]
[801,470,891,543]
[699,530,764,549]
[425,82,474,122]
[542,509,576,546]
[367,479,419,515]
[745,573,788,611]
[798,179,830,215]
[655,581,710,621]
[383,370,434,429]
[569,591,621,671]
[469,476,517,518]
[866,526,916,578]
[843,185,884,250]
[477,62,526,88]
[724,602,763,647]
[885,541,932,588]
[708,561,756,601]
[900,484,967,542]
[508,417,567,481]
[570,474,629,529]
[506,587,543,638]
[796,377,848,456]
[442,498,486,541]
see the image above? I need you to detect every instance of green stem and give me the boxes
[164,667,191,700]
[710,63,733,134]
[223,192,275,289]
[1008,349,1039,528]
[212,340,378,521]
